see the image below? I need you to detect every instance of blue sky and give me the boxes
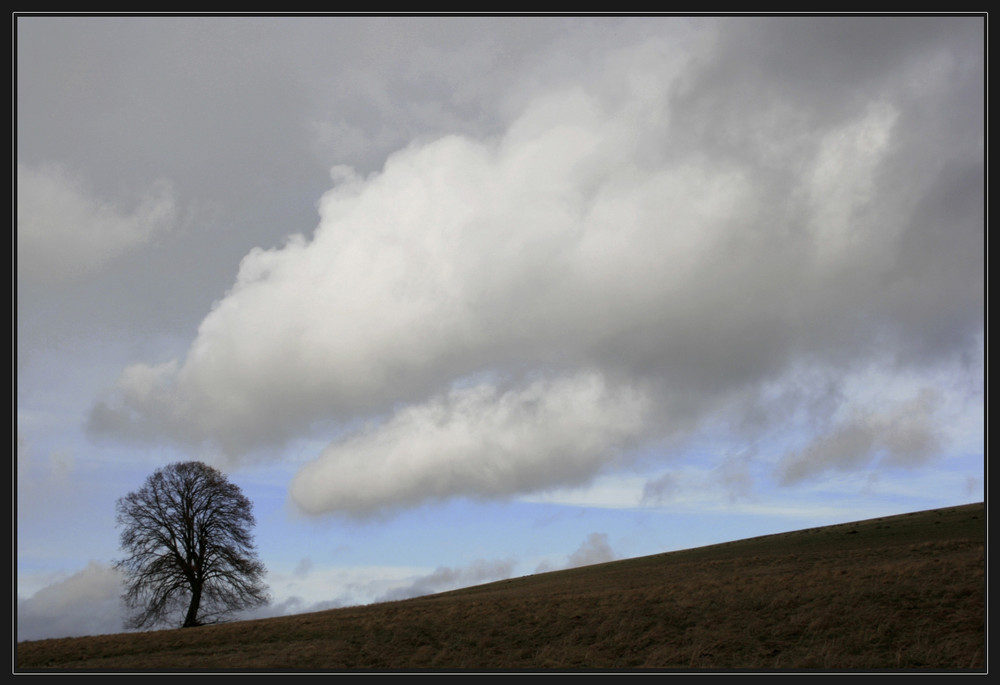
[16,15,984,642]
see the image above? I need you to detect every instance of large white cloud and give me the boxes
[89,21,984,517]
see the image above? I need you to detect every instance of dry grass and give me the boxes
[16,502,984,671]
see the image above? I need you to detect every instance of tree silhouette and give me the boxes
[114,461,269,629]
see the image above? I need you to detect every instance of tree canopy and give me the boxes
[114,461,269,629]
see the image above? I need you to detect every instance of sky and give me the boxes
[15,15,985,642]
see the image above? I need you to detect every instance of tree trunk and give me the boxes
[183,583,202,627]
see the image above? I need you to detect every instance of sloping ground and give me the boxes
[16,502,984,671]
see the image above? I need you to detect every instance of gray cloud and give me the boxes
[376,558,516,603]
[17,562,126,642]
[777,389,943,485]
[566,532,617,569]
[73,18,983,517]
[17,163,176,286]
[534,532,618,574]
[243,595,347,621]
[642,473,680,506]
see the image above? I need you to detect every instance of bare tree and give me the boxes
[114,461,269,629]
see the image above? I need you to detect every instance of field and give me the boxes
[15,502,985,671]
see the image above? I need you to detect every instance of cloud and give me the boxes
[375,558,516,603]
[246,560,438,617]
[289,372,649,517]
[642,473,681,506]
[251,596,349,620]
[534,531,618,574]
[89,21,983,518]
[776,389,943,485]
[566,532,617,569]
[17,562,126,642]
[17,163,176,286]
[16,424,80,521]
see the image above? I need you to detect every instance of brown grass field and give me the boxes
[15,501,985,671]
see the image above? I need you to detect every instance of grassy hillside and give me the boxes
[16,502,985,671]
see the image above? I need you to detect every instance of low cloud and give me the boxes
[376,558,516,603]
[534,532,618,574]
[17,562,126,641]
[17,163,176,286]
[243,595,347,621]
[566,532,617,569]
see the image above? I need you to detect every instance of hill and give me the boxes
[15,502,985,671]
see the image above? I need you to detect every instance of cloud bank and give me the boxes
[88,20,984,518]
